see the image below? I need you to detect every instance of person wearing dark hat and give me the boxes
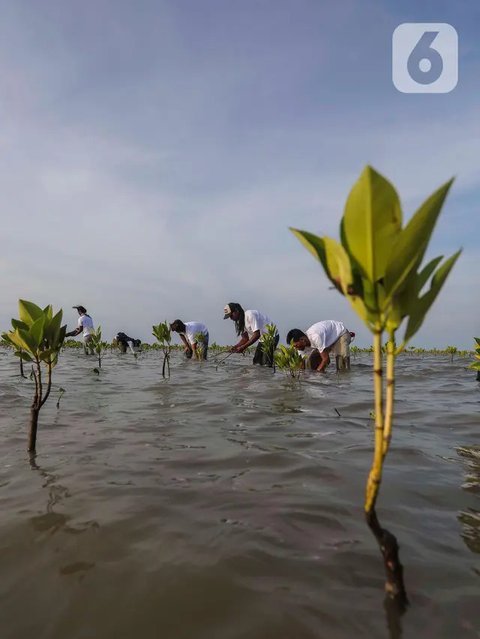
[65,305,95,354]
[170,320,209,360]
[286,320,355,372]
[223,302,278,366]
[114,332,142,354]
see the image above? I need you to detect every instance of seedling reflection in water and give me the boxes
[292,165,461,607]
[2,300,66,453]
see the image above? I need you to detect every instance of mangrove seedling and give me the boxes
[152,321,172,378]
[2,300,66,453]
[193,331,208,360]
[446,345,458,362]
[274,343,304,379]
[291,165,461,606]
[88,327,108,369]
[261,323,279,370]
[470,337,480,381]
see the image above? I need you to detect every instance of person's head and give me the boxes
[223,302,245,335]
[286,329,309,351]
[170,319,186,334]
[73,305,87,316]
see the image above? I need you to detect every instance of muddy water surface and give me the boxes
[0,350,478,638]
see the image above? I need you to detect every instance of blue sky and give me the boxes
[0,0,478,347]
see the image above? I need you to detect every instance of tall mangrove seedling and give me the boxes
[2,300,66,453]
[261,323,279,370]
[89,326,108,369]
[291,166,461,605]
[152,322,172,378]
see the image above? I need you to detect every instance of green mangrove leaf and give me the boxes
[18,300,44,326]
[342,166,402,283]
[29,315,46,349]
[384,178,454,299]
[289,229,340,290]
[11,319,29,331]
[8,328,36,354]
[323,237,352,295]
[43,305,53,322]
[15,350,33,362]
[44,309,64,346]
[403,249,461,344]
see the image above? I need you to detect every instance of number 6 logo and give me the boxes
[392,23,458,93]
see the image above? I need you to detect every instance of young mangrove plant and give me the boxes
[152,321,172,378]
[193,331,208,360]
[291,165,461,606]
[261,323,279,371]
[470,338,480,382]
[274,343,305,379]
[445,345,457,362]
[2,300,66,453]
[88,327,108,369]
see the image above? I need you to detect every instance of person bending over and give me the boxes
[65,305,94,354]
[115,332,141,353]
[223,302,279,366]
[170,320,209,360]
[286,320,354,372]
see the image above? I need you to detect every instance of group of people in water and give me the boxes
[66,303,355,373]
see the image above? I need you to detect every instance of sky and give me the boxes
[0,0,478,348]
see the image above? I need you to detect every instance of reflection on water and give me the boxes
[457,446,480,554]
[0,351,478,639]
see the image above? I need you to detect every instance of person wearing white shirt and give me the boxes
[223,302,279,366]
[170,319,209,360]
[65,305,95,354]
[286,320,354,372]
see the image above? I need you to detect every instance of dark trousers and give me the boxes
[253,335,279,367]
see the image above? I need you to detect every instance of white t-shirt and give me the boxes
[78,314,94,337]
[244,310,275,341]
[183,321,208,347]
[306,320,347,352]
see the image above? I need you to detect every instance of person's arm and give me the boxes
[179,334,192,354]
[65,327,82,337]
[230,331,250,352]
[316,348,330,372]
[234,330,261,353]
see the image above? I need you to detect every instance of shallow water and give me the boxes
[0,349,479,639]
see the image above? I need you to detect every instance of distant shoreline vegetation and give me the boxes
[4,341,472,356]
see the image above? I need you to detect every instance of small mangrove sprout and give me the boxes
[152,321,172,378]
[291,165,461,608]
[193,332,208,360]
[2,300,66,453]
[274,343,304,379]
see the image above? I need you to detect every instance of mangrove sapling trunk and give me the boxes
[291,166,460,608]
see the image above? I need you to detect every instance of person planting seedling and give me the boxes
[2,300,66,453]
[223,302,279,366]
[169,319,209,360]
[286,321,355,372]
[291,165,461,607]
[65,305,95,354]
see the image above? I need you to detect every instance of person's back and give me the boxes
[306,320,347,352]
